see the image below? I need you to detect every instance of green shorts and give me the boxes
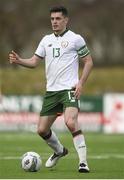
[40,89,80,116]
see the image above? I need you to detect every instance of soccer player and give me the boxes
[9,6,93,173]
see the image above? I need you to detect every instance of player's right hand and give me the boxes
[9,50,20,64]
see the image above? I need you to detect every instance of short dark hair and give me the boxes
[50,6,68,17]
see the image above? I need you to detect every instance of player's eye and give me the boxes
[56,17,61,20]
[51,17,61,21]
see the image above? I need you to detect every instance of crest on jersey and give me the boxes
[61,41,69,48]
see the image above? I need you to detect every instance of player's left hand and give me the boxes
[73,81,83,99]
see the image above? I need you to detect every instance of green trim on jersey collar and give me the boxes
[54,28,68,37]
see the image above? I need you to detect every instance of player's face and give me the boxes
[50,12,68,34]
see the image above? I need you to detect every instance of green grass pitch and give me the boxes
[0,131,124,179]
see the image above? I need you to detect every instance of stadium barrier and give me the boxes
[0,94,124,133]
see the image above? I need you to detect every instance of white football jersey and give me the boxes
[35,30,90,91]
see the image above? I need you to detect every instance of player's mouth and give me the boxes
[52,25,58,29]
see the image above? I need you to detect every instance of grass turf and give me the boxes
[0,132,124,179]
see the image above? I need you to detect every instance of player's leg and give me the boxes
[64,107,89,173]
[37,115,63,154]
[38,91,64,154]
[37,115,68,168]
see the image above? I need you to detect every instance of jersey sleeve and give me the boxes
[75,35,90,58]
[35,37,46,58]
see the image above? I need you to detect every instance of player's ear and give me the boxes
[65,17,69,25]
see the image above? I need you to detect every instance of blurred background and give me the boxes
[0,0,124,133]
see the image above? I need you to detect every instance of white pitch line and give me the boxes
[0,156,21,160]
[89,154,124,159]
[0,154,124,160]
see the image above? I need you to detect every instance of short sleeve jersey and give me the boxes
[35,30,90,91]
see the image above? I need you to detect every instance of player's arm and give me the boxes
[74,54,93,99]
[9,50,42,68]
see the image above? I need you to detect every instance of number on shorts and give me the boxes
[68,90,76,102]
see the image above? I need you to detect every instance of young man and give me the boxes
[9,6,93,173]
